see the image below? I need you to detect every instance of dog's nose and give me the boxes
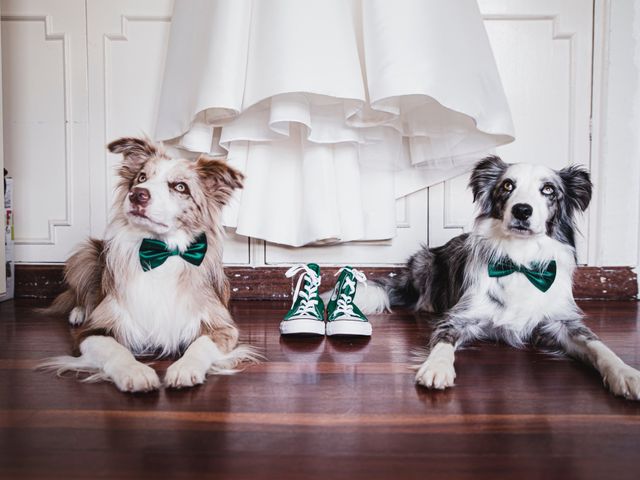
[512,203,533,221]
[129,187,150,207]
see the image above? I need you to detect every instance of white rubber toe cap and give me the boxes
[326,320,372,337]
[280,318,326,335]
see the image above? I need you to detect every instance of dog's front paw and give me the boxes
[68,307,85,326]
[415,358,456,390]
[603,364,640,400]
[109,362,161,393]
[164,359,207,389]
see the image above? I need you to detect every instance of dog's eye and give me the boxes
[137,173,147,183]
[541,184,555,196]
[502,181,514,192]
[172,182,189,194]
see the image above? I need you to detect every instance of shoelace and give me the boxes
[286,264,321,316]
[332,267,367,317]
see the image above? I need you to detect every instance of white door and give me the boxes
[1,0,91,263]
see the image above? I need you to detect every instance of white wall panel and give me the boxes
[428,176,475,248]
[3,19,66,241]
[1,0,89,262]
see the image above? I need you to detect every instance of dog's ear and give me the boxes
[195,155,244,207]
[108,137,157,182]
[559,165,592,212]
[469,155,508,211]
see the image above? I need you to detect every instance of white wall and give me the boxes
[2,0,639,267]
[590,0,640,266]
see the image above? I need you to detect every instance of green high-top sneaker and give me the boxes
[326,266,372,336]
[280,263,325,335]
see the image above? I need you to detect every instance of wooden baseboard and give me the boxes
[13,264,638,301]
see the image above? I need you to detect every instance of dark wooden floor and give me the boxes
[1,299,640,480]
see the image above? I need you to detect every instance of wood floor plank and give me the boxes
[1,298,639,479]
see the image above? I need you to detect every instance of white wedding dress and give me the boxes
[155,0,514,246]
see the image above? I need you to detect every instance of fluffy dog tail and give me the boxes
[35,355,105,383]
[34,289,75,316]
[37,344,264,380]
[319,269,418,315]
[360,271,419,314]
[350,281,392,314]
[208,344,265,375]
[36,238,105,318]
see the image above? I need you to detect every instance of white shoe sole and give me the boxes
[280,318,325,335]
[326,320,372,337]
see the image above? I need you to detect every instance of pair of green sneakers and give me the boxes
[279,263,372,337]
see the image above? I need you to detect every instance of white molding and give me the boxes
[395,196,410,228]
[442,179,463,229]
[1,14,73,245]
[442,175,469,229]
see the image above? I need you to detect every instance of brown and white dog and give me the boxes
[40,137,259,392]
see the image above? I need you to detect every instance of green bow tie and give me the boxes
[488,257,557,292]
[139,233,207,272]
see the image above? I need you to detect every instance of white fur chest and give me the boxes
[103,224,209,355]
[482,269,574,333]
[468,232,578,339]
[114,254,205,355]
